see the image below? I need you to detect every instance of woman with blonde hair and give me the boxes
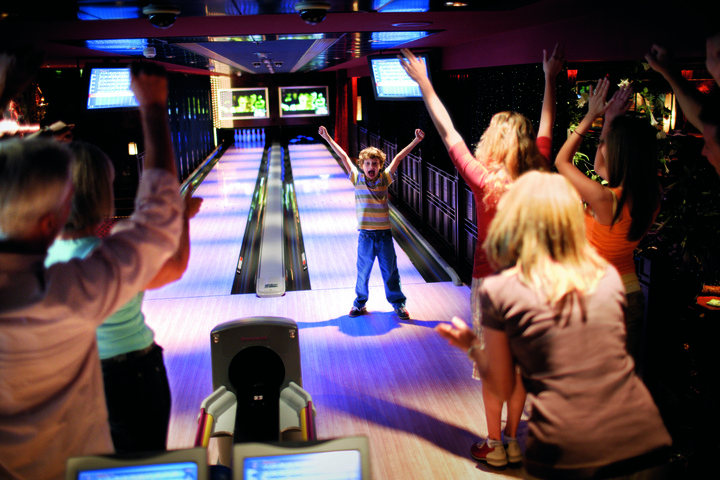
[438,171,671,479]
[45,141,202,453]
[400,45,565,466]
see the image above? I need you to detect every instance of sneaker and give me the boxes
[505,438,522,464]
[395,306,410,320]
[470,440,507,467]
[349,306,367,317]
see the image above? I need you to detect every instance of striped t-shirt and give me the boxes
[350,167,393,230]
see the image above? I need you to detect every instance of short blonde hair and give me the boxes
[484,171,607,304]
[63,141,115,232]
[358,146,386,166]
[474,111,547,206]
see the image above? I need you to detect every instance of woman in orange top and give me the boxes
[555,78,661,366]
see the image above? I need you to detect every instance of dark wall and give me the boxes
[358,61,572,173]
[33,67,214,215]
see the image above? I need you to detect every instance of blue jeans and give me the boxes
[354,229,406,310]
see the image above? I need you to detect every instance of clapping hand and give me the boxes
[604,84,633,126]
[586,77,614,120]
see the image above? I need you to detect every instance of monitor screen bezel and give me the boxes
[84,65,140,111]
[368,52,432,102]
[65,447,209,480]
[217,87,270,120]
[278,85,330,118]
[233,436,371,480]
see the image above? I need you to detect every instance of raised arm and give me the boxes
[594,84,632,179]
[145,194,202,290]
[130,62,176,176]
[387,129,424,175]
[555,77,615,224]
[645,44,707,132]
[538,43,565,141]
[318,125,354,174]
[399,49,463,151]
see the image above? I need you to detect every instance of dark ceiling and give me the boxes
[0,1,711,78]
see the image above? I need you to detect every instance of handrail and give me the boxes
[180,140,225,196]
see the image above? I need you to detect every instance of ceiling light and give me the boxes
[392,22,433,27]
[445,2,468,6]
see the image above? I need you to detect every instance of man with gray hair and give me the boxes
[0,61,183,480]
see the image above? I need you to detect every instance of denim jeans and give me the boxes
[354,229,406,310]
[101,343,171,453]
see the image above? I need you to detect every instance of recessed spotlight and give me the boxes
[445,2,468,6]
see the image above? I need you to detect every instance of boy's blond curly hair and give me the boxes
[357,146,386,166]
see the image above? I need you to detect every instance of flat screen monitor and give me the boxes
[218,88,269,120]
[86,67,139,110]
[279,86,329,118]
[66,447,209,480]
[368,53,431,101]
[233,437,371,480]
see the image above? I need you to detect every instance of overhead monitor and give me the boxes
[86,67,139,110]
[368,52,432,101]
[218,88,269,119]
[279,86,329,118]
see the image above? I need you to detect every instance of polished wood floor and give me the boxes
[143,140,526,479]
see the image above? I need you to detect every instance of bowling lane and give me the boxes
[145,145,264,300]
[289,143,426,293]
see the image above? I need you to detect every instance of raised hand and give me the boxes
[184,195,203,220]
[415,129,425,141]
[318,125,327,138]
[586,77,613,120]
[605,84,633,126]
[543,43,566,78]
[398,48,429,84]
[645,44,672,77]
[130,62,168,107]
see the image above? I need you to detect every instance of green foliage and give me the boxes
[572,150,608,185]
[569,62,720,286]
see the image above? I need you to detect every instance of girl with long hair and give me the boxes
[400,45,565,467]
[555,78,661,365]
[437,171,671,479]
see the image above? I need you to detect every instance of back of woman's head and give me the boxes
[484,171,607,303]
[605,115,661,241]
[64,141,115,232]
[474,111,548,205]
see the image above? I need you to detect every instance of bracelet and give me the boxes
[572,130,586,139]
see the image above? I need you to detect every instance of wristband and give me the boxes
[572,130,586,139]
